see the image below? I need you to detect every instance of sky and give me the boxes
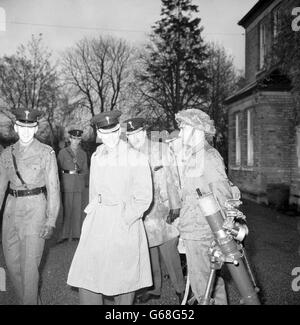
[0,0,258,71]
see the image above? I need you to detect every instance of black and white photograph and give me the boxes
[0,0,300,309]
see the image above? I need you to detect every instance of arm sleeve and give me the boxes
[83,151,89,187]
[206,149,235,209]
[88,154,97,202]
[57,150,64,178]
[57,150,62,168]
[123,154,153,226]
[44,149,61,227]
[164,147,181,210]
[0,153,9,208]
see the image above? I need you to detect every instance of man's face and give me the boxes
[14,124,37,144]
[70,136,81,148]
[178,124,194,145]
[127,129,146,149]
[98,128,121,148]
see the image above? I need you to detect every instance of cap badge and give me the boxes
[128,121,133,129]
[24,110,30,120]
[106,116,110,124]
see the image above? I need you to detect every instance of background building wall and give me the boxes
[228,91,295,203]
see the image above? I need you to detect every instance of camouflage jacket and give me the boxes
[178,143,236,240]
[139,138,181,247]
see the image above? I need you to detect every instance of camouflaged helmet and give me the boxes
[175,109,216,136]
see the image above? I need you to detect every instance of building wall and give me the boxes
[258,92,295,185]
[228,94,263,201]
[227,0,300,206]
[290,126,300,207]
[244,0,299,85]
[228,91,295,203]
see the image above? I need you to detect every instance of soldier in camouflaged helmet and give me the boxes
[0,108,60,305]
[173,108,240,305]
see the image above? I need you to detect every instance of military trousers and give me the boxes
[148,237,185,296]
[2,222,45,305]
[183,238,227,305]
[61,191,85,240]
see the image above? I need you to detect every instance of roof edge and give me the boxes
[238,0,276,28]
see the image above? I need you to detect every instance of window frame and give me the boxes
[272,5,281,41]
[247,109,254,167]
[259,22,266,70]
[235,113,241,166]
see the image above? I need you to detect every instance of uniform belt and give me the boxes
[62,169,81,174]
[9,186,47,198]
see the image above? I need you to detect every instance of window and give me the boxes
[259,23,266,70]
[272,6,280,40]
[296,126,300,168]
[247,109,254,166]
[235,113,241,166]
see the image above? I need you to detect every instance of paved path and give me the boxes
[0,200,300,305]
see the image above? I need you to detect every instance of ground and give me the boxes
[0,200,300,305]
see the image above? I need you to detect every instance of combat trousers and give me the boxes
[2,225,45,305]
[61,191,84,240]
[183,238,227,305]
[79,288,135,305]
[148,237,185,296]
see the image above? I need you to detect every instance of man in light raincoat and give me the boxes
[67,110,153,305]
[125,118,185,303]
[173,109,240,305]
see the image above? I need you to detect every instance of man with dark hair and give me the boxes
[57,129,88,242]
[67,111,153,305]
[0,109,60,304]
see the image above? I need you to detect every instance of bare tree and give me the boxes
[206,42,240,164]
[0,34,60,146]
[62,36,134,135]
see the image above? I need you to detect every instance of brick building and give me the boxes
[225,0,300,207]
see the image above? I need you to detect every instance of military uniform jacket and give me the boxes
[139,139,181,247]
[178,143,236,241]
[0,138,60,228]
[57,146,88,193]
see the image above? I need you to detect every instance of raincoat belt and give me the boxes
[84,194,124,215]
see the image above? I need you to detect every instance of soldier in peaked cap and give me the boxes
[125,117,185,304]
[91,110,122,132]
[172,108,241,305]
[0,108,60,304]
[67,110,153,305]
[57,129,88,242]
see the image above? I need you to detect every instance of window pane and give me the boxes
[236,114,241,165]
[247,110,254,166]
[259,23,266,69]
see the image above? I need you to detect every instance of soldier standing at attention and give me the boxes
[0,109,60,305]
[57,129,88,242]
[173,109,239,305]
[67,111,153,305]
[125,118,185,304]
